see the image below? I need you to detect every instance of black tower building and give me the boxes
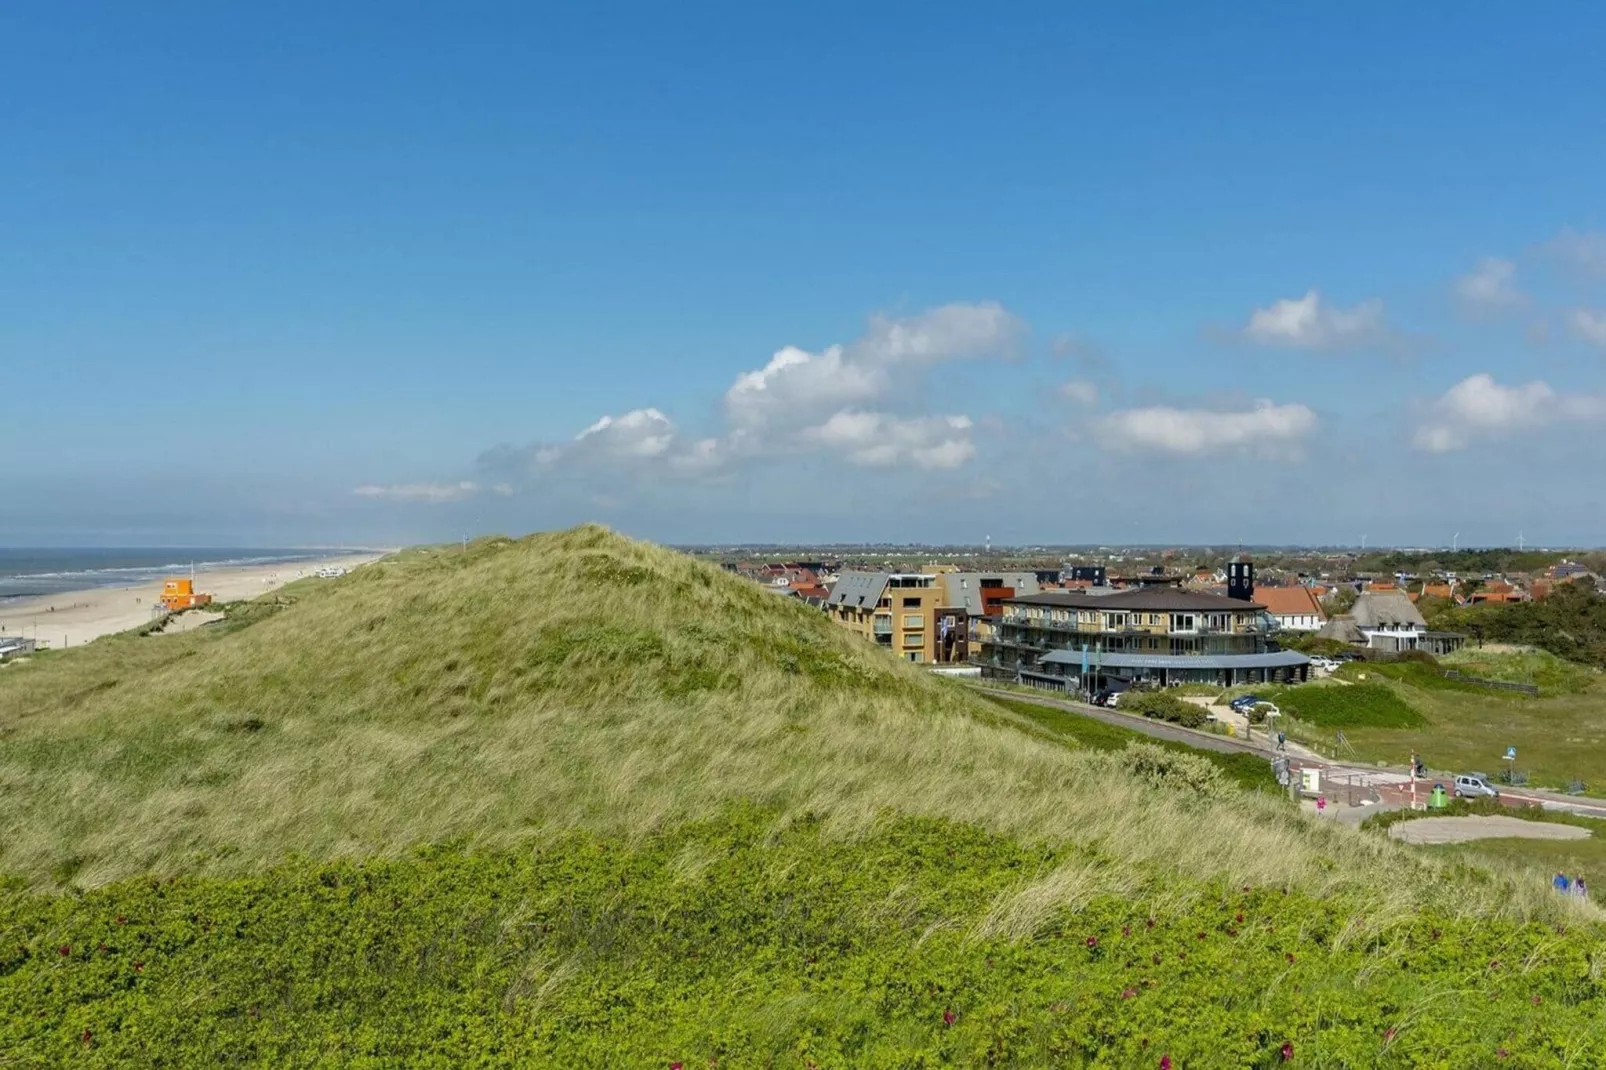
[1227,554,1255,602]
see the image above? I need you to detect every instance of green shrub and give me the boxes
[1,809,1602,1067]
[1277,682,1425,728]
[1121,690,1208,728]
[1110,742,1230,797]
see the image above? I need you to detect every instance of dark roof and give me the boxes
[1007,588,1263,612]
[825,571,889,608]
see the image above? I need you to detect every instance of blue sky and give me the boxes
[5,2,1606,547]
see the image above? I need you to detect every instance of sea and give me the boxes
[0,549,353,603]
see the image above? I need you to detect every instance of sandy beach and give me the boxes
[0,552,389,650]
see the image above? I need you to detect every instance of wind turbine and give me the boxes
[1360,534,1368,550]
[1452,532,1459,552]
[1517,532,1526,551]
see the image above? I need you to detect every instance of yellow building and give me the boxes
[823,572,968,664]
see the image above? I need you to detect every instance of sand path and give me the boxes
[1389,815,1592,845]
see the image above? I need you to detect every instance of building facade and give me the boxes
[1255,585,1327,631]
[979,588,1310,690]
[1324,590,1464,655]
[824,572,969,664]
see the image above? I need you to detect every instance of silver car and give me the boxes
[1453,773,1499,799]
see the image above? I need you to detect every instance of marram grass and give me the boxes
[0,526,1591,932]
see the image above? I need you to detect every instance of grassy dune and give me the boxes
[3,527,1605,1063]
[0,527,1544,914]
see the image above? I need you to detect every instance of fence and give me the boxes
[1443,670,1539,696]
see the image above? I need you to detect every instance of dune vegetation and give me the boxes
[3,527,1604,1065]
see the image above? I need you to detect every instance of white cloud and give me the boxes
[1545,228,1606,280]
[572,408,677,459]
[1455,257,1526,312]
[1570,308,1606,350]
[802,411,976,469]
[724,344,883,430]
[468,302,1021,490]
[1241,290,1393,350]
[853,302,1022,365]
[353,481,482,503]
[1412,373,1606,452]
[1059,380,1099,406]
[1098,401,1317,455]
[724,302,1020,433]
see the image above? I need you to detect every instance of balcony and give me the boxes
[872,616,893,636]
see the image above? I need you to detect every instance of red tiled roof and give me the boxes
[1254,586,1326,619]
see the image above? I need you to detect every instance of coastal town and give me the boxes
[724,546,1604,681]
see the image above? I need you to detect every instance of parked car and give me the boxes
[1229,693,1264,711]
[1310,657,1339,672]
[1453,773,1500,799]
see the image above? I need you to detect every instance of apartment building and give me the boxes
[824,572,968,664]
[979,587,1310,690]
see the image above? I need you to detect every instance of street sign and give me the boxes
[1504,746,1517,762]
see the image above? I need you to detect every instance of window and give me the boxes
[907,652,923,663]
[902,614,924,629]
[1172,614,1196,632]
[902,596,922,607]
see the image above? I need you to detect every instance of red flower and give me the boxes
[1122,925,1132,937]
[1280,1041,1294,1061]
[133,961,143,972]
[1285,953,1296,964]
[1531,994,1543,1005]
[58,945,70,957]
[115,915,127,925]
[1385,1027,1398,1042]
[1234,912,1244,924]
[671,1063,684,1070]
[1160,1057,1172,1069]
[1196,931,1207,940]
[1146,918,1156,929]
[1121,988,1136,1000]
[1497,1050,1509,1059]
[81,1030,92,1047]
[943,1008,956,1027]
[1086,936,1098,948]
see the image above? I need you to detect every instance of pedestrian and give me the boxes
[1316,795,1327,815]
[1277,730,1287,751]
[1574,876,1588,900]
[1553,872,1571,895]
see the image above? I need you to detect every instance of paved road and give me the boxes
[977,685,1606,820]
[977,687,1276,757]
